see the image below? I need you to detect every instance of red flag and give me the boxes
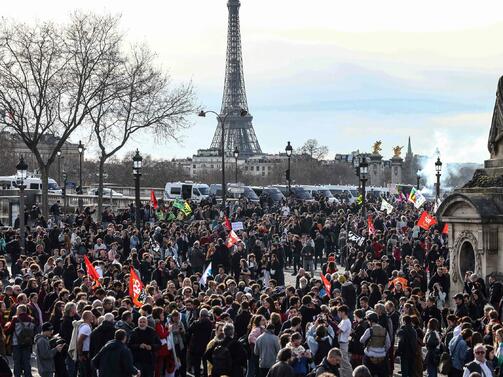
[442,224,449,234]
[367,215,376,236]
[150,190,158,209]
[129,267,147,308]
[226,230,240,248]
[223,216,232,231]
[320,273,332,298]
[417,211,437,230]
[84,256,101,287]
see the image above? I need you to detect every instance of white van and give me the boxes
[164,182,209,202]
[324,185,359,204]
[0,175,62,194]
[303,186,340,204]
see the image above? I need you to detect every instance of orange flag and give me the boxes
[417,211,437,230]
[367,215,376,236]
[223,216,232,231]
[320,273,332,298]
[150,190,158,209]
[442,224,449,234]
[129,267,147,308]
[84,256,101,287]
[226,230,240,248]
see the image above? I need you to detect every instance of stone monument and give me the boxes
[390,146,404,185]
[369,141,384,187]
[438,75,503,297]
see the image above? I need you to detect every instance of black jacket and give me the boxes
[187,318,213,356]
[205,337,247,377]
[266,361,295,377]
[128,326,161,363]
[315,357,340,377]
[90,320,116,358]
[92,340,138,377]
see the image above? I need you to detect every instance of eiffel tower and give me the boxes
[209,0,262,156]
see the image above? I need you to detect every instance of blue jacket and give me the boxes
[449,335,468,370]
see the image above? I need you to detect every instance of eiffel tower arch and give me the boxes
[209,0,262,157]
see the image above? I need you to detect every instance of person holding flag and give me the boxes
[84,256,101,287]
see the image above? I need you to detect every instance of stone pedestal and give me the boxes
[438,187,503,299]
[369,154,384,187]
[390,156,403,185]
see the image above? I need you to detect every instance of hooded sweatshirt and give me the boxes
[35,334,58,374]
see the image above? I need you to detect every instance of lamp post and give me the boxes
[62,171,67,218]
[233,146,239,183]
[198,108,247,213]
[133,149,143,229]
[57,150,62,186]
[77,140,84,211]
[16,157,28,249]
[416,174,420,190]
[359,157,369,217]
[435,156,442,201]
[285,141,293,195]
[353,155,361,190]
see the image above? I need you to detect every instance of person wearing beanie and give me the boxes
[35,322,65,377]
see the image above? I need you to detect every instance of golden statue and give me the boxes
[393,146,404,158]
[372,140,382,155]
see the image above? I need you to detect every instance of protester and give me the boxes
[34,322,64,377]
[0,190,467,377]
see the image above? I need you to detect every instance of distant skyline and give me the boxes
[4,0,503,163]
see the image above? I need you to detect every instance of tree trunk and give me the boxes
[40,165,49,220]
[97,156,106,224]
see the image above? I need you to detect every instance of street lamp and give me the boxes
[77,140,84,211]
[233,146,239,183]
[62,171,68,218]
[435,156,443,200]
[133,149,143,229]
[285,141,293,195]
[57,150,62,186]
[416,174,420,190]
[359,157,369,217]
[16,156,28,249]
[198,108,247,213]
[353,155,361,190]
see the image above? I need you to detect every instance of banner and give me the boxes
[129,267,147,308]
[173,199,184,210]
[320,273,332,298]
[408,187,426,209]
[380,199,394,214]
[231,221,244,231]
[348,231,365,246]
[199,263,212,286]
[226,230,240,248]
[433,198,442,213]
[417,211,437,230]
[182,201,192,216]
[150,190,158,209]
[84,256,101,287]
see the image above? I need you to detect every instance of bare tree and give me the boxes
[88,45,196,218]
[297,139,329,160]
[0,13,122,218]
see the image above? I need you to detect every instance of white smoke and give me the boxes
[417,130,485,195]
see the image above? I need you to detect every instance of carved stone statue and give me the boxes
[488,76,503,159]
[393,146,403,158]
[372,141,382,155]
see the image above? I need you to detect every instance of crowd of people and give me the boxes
[0,191,500,377]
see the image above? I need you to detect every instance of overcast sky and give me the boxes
[4,0,503,163]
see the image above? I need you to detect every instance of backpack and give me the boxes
[15,321,34,347]
[238,334,251,358]
[212,343,232,375]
